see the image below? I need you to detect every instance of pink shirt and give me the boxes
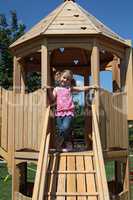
[53,87,74,117]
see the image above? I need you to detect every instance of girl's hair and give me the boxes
[54,69,76,87]
[61,70,73,81]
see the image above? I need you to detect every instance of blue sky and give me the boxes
[0,0,133,92]
[1,0,133,41]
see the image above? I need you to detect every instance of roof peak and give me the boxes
[10,0,126,48]
[64,0,75,2]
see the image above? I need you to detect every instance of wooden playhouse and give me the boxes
[0,0,133,199]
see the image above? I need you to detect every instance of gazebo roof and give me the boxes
[10,0,127,48]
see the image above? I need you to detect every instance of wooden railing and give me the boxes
[0,88,14,169]
[32,105,51,200]
[92,104,110,200]
[100,89,128,150]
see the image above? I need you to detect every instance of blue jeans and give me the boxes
[56,116,74,141]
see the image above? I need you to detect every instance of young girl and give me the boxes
[47,70,97,151]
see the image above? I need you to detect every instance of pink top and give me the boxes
[53,87,75,117]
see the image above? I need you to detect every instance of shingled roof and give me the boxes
[10,0,126,48]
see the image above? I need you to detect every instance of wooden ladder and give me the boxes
[32,104,110,200]
[44,151,99,200]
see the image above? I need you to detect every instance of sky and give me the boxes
[0,0,133,92]
[1,0,133,41]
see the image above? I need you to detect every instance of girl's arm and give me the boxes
[72,85,98,92]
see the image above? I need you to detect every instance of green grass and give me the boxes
[27,163,37,183]
[105,161,115,181]
[0,163,37,200]
[0,163,12,200]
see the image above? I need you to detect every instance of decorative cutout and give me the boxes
[59,48,65,53]
[73,59,79,65]
[81,26,87,30]
[74,14,79,17]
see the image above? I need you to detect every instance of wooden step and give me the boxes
[44,192,99,196]
[49,150,94,156]
[45,151,98,200]
[47,170,96,174]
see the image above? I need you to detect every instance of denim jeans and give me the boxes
[56,116,74,141]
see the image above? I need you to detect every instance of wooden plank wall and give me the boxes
[100,90,128,150]
[14,90,45,151]
[1,88,9,152]
[0,88,45,155]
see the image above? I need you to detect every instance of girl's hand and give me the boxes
[42,85,53,90]
[89,85,99,90]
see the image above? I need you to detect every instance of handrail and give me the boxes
[32,105,51,200]
[92,104,110,200]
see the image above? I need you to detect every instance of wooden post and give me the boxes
[41,39,50,106]
[12,66,27,199]
[20,60,26,93]
[124,40,133,120]
[84,75,92,148]
[12,163,21,200]
[91,40,100,116]
[115,161,122,194]
[112,56,120,92]
[13,56,21,92]
[13,57,25,93]
[123,158,130,200]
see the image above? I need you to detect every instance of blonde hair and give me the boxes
[61,70,73,81]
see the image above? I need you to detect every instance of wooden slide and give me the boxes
[32,105,110,200]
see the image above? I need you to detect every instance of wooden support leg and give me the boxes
[123,158,130,200]
[12,162,27,199]
[12,162,20,200]
[19,162,27,195]
[115,161,122,194]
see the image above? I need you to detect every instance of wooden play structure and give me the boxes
[0,0,133,199]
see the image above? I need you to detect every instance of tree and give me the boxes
[0,10,26,88]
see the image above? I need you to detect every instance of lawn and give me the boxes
[0,163,12,200]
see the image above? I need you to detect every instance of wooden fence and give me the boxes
[14,91,45,151]
[100,90,128,150]
[0,88,46,163]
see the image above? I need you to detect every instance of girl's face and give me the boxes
[60,74,71,86]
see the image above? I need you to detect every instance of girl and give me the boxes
[47,70,97,151]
